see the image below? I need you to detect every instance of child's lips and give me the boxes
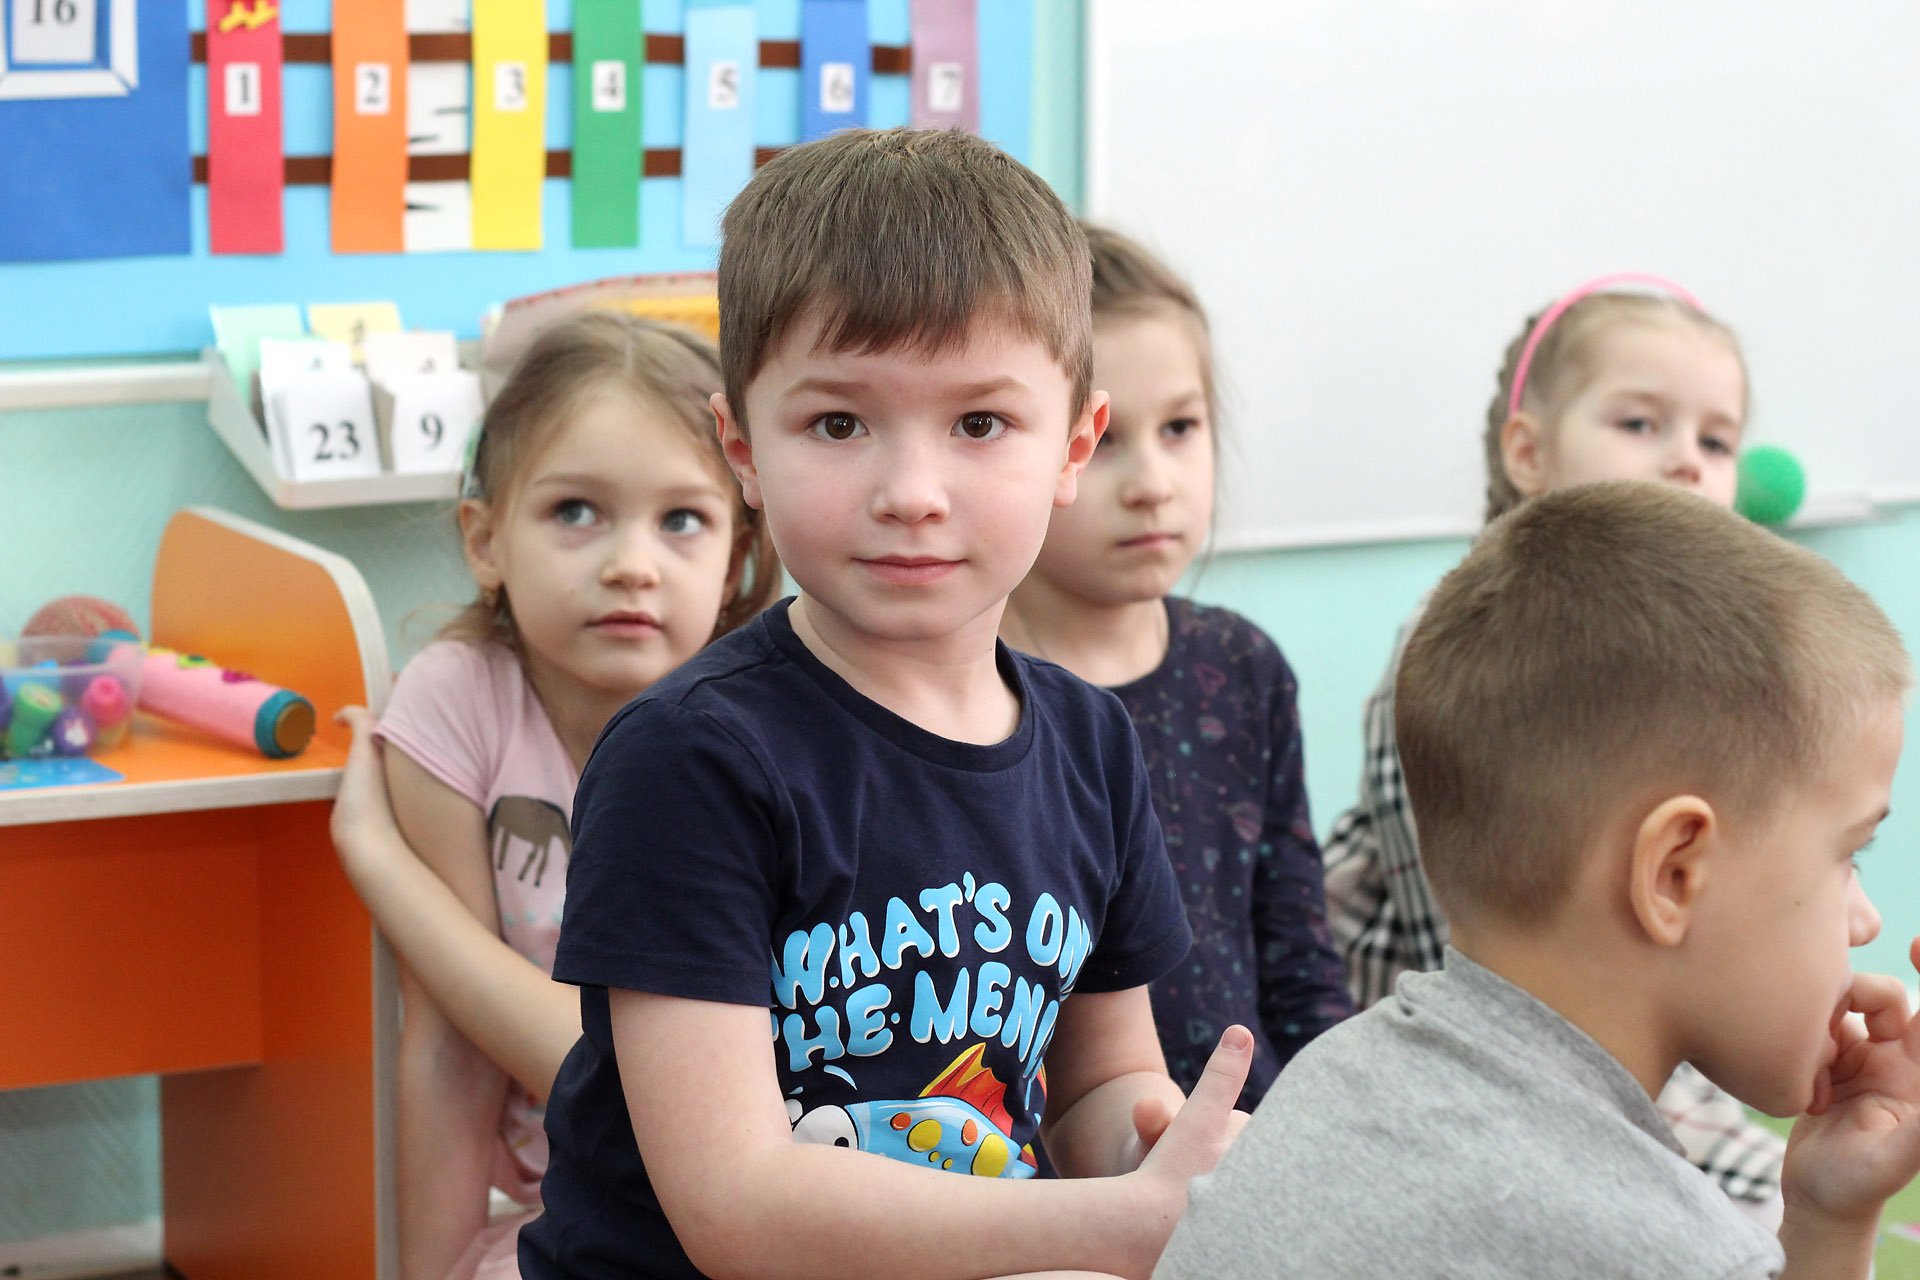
[859,556,962,586]
[591,611,662,636]
[1117,531,1181,551]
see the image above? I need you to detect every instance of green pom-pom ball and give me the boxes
[1735,445,1806,526]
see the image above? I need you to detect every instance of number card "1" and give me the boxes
[377,371,484,475]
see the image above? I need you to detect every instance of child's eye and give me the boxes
[661,508,710,536]
[1162,417,1203,441]
[954,412,1007,441]
[553,499,598,527]
[1701,434,1736,457]
[1616,416,1655,435]
[809,413,867,442]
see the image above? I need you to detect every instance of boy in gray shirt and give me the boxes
[1155,482,1920,1279]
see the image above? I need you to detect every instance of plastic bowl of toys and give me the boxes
[0,635,145,760]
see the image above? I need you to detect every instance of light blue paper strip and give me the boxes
[801,0,869,141]
[977,0,1034,164]
[682,3,759,247]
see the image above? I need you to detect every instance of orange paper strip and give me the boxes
[330,4,409,253]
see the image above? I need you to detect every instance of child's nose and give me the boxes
[1849,873,1883,948]
[871,439,949,523]
[603,529,663,587]
[1664,432,1705,485]
[1122,448,1176,507]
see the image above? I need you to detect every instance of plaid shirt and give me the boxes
[1321,607,1785,1205]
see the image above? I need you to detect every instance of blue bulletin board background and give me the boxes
[0,0,1038,360]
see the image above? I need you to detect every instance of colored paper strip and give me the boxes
[0,0,191,263]
[571,0,643,248]
[908,0,977,132]
[800,0,868,142]
[682,3,757,248]
[976,0,1033,163]
[331,2,409,253]
[206,0,285,254]
[471,0,549,251]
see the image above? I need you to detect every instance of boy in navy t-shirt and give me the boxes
[518,128,1253,1280]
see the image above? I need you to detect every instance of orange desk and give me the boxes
[1,508,395,1280]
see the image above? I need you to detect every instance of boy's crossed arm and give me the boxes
[1779,939,1920,1280]
[611,987,1251,1280]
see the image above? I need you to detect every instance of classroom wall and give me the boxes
[10,0,1920,1255]
[0,1,1089,1253]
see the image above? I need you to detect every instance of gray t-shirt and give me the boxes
[1154,949,1784,1279]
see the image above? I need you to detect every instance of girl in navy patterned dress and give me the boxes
[1001,224,1351,1107]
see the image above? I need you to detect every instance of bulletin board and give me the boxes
[0,0,1039,360]
[1087,1,1920,550]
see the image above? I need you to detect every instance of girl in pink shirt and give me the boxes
[331,313,779,1280]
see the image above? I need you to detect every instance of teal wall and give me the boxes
[9,0,1920,1252]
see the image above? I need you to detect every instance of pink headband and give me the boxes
[1506,272,1704,418]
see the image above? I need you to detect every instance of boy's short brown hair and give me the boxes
[717,128,1091,429]
[1397,481,1909,924]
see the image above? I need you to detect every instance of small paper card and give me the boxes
[210,303,306,412]
[363,330,460,387]
[270,374,384,482]
[307,300,403,364]
[258,336,351,399]
[257,335,353,440]
[377,370,484,474]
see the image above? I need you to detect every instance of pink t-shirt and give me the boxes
[375,638,576,1206]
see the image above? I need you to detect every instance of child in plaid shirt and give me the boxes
[1321,275,1789,1219]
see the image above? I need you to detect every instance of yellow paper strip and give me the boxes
[471,0,549,251]
[308,301,403,365]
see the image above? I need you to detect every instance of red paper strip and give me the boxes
[206,0,285,254]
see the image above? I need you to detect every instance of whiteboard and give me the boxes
[1086,1,1920,550]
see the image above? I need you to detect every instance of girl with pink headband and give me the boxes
[1320,275,1788,1225]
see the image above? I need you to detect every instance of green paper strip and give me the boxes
[572,0,644,247]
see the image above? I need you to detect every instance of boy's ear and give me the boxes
[713,392,765,511]
[1500,413,1550,500]
[1054,390,1109,508]
[458,497,504,593]
[1625,795,1717,947]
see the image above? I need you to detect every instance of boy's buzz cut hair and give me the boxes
[1397,481,1910,924]
[717,128,1092,429]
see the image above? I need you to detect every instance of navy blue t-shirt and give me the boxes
[519,600,1191,1280]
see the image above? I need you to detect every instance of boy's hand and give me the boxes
[1784,939,1920,1223]
[1134,1026,1253,1190]
[329,706,406,883]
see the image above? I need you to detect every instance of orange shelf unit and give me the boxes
[1,508,396,1280]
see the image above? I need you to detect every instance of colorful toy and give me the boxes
[1735,444,1807,526]
[99,634,316,760]
[6,684,62,758]
[50,707,97,757]
[81,675,134,751]
[22,595,141,641]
